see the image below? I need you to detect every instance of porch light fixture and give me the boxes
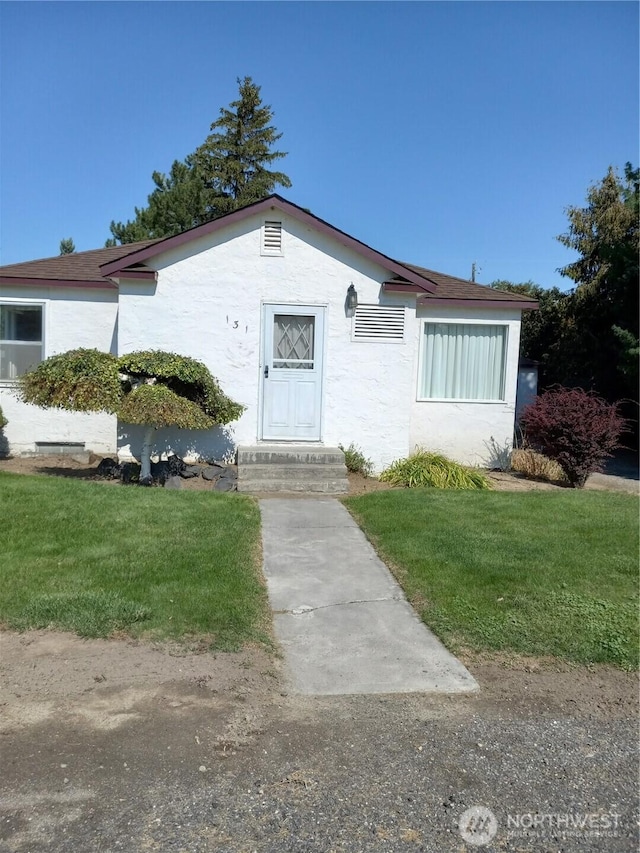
[346,283,358,311]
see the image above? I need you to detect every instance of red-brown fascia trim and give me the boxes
[383,282,430,293]
[0,276,117,290]
[99,195,439,293]
[417,297,539,310]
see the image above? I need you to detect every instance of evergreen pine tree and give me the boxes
[59,238,76,254]
[195,76,291,214]
[105,78,291,246]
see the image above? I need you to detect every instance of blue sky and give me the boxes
[0,1,637,289]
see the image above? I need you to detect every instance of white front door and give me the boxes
[261,304,325,441]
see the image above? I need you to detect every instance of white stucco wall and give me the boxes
[116,211,416,470]
[2,212,524,470]
[116,211,523,471]
[409,305,522,467]
[0,287,118,455]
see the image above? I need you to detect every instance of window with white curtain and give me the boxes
[0,304,44,380]
[419,322,507,401]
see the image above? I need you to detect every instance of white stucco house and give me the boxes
[0,195,536,472]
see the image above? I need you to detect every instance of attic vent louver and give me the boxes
[261,220,283,255]
[352,305,406,343]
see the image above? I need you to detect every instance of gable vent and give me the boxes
[352,304,406,342]
[262,220,283,255]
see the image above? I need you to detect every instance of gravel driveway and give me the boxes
[1,633,637,852]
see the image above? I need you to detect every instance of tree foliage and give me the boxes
[194,75,291,215]
[490,281,569,386]
[491,164,639,414]
[556,163,639,402]
[19,348,243,429]
[0,404,7,429]
[106,158,213,246]
[59,238,76,255]
[19,349,122,413]
[520,387,626,488]
[105,77,291,246]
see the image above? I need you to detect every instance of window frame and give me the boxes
[416,318,509,404]
[0,299,46,384]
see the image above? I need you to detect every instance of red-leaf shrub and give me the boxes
[520,387,626,488]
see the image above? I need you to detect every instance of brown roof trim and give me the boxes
[383,282,432,293]
[99,195,438,293]
[417,297,539,311]
[0,276,117,290]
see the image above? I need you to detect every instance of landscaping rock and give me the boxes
[180,465,203,479]
[167,454,186,476]
[201,467,221,482]
[205,458,226,469]
[96,458,120,479]
[120,462,141,484]
[71,452,92,465]
[164,476,183,490]
[214,477,236,492]
[150,460,169,483]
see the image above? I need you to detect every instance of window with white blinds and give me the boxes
[261,220,283,255]
[419,322,507,401]
[352,305,405,342]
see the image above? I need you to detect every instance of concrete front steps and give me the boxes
[237,445,348,494]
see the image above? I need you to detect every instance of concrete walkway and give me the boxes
[259,498,478,696]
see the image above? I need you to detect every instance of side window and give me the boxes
[0,304,44,380]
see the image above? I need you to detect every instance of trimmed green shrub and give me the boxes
[118,350,244,424]
[19,349,121,412]
[339,443,374,477]
[19,347,244,483]
[380,450,491,490]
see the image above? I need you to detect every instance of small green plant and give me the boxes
[339,443,374,477]
[0,404,6,429]
[380,449,491,490]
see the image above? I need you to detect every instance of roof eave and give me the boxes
[417,296,539,310]
[99,195,439,292]
[0,276,117,290]
[382,281,433,293]
[108,269,157,282]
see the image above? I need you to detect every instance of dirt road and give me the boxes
[0,632,637,852]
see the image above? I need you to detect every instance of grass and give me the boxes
[344,490,639,669]
[0,472,269,649]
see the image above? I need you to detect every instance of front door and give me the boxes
[261,304,325,440]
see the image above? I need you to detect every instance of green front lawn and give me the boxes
[0,473,268,649]
[344,490,639,669]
